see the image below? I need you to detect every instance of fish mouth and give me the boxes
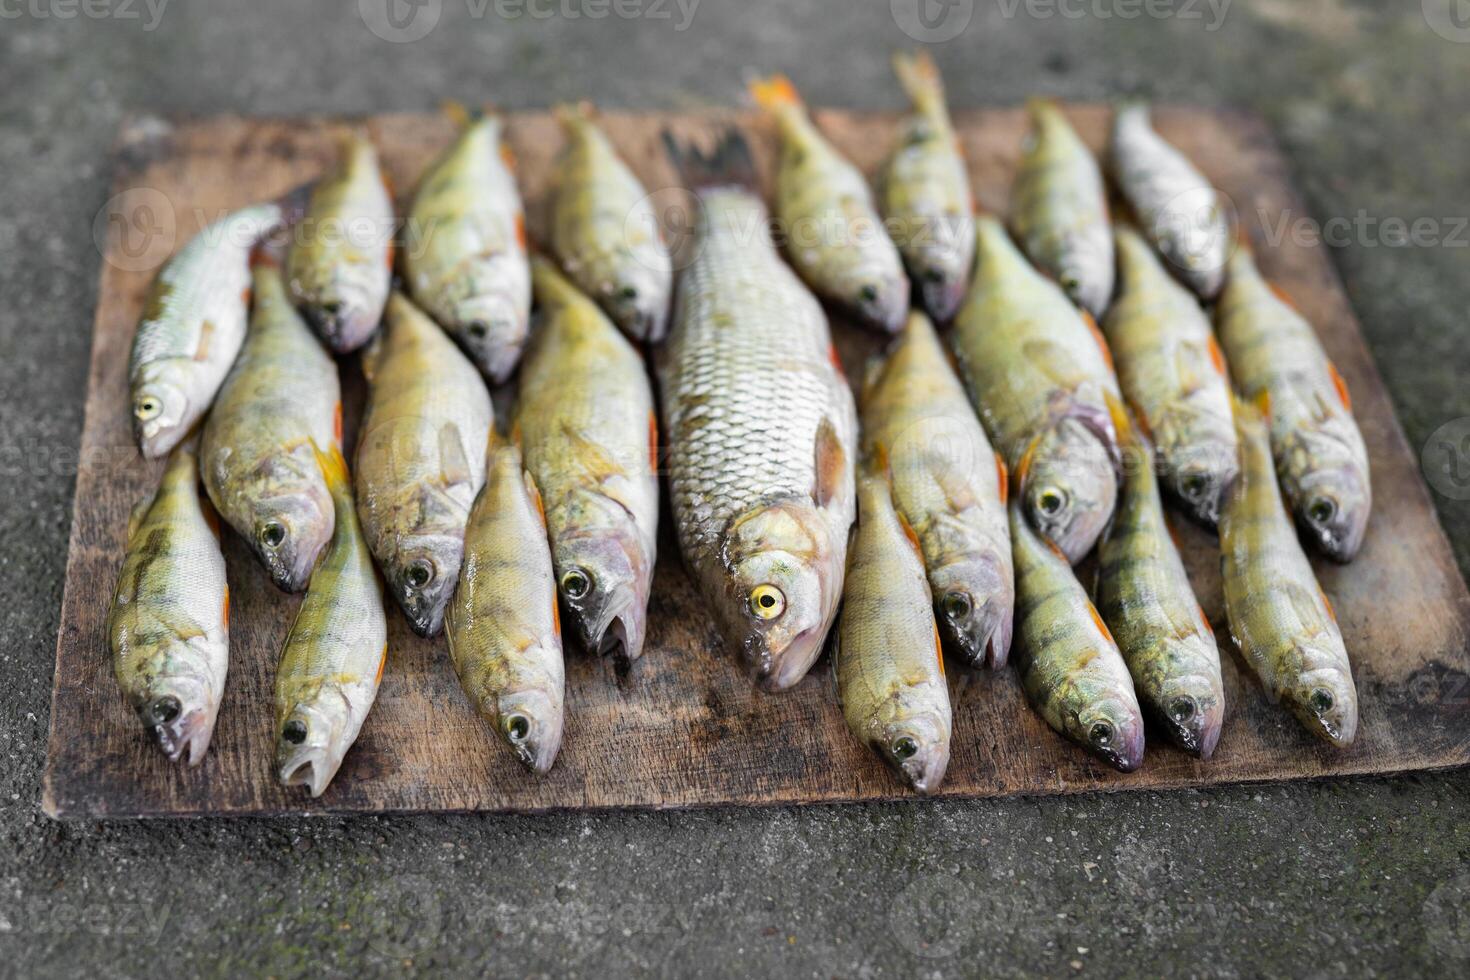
[744,623,825,693]
[144,705,216,767]
[1085,714,1146,773]
[276,744,345,798]
[302,300,376,354]
[1150,696,1225,760]
[939,591,1015,671]
[917,274,966,325]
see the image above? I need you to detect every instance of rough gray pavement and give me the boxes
[3,1,1469,976]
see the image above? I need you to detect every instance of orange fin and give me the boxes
[311,441,351,490]
[1013,435,1040,496]
[647,409,660,475]
[1207,333,1227,375]
[896,509,924,563]
[1320,588,1337,625]
[1088,602,1116,647]
[932,620,946,679]
[333,402,344,446]
[1082,311,1114,372]
[1254,388,1272,423]
[1196,601,1214,638]
[994,452,1009,506]
[1126,396,1155,444]
[194,320,215,362]
[1328,361,1352,412]
[1269,282,1298,310]
[748,73,802,112]
[514,213,528,252]
[375,644,388,685]
[221,587,230,630]
[812,417,848,510]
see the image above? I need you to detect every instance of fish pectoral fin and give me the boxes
[930,457,978,514]
[194,319,216,362]
[1283,581,1329,635]
[438,423,473,488]
[812,416,850,510]
[1022,339,1084,390]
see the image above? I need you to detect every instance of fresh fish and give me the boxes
[835,476,951,793]
[1103,225,1237,528]
[129,203,283,458]
[1221,399,1358,745]
[1010,99,1114,317]
[404,111,531,383]
[286,133,394,354]
[355,293,493,637]
[951,217,1121,563]
[446,444,566,773]
[1216,247,1371,561]
[1011,499,1145,772]
[1108,103,1231,300]
[860,310,1012,669]
[517,258,659,666]
[1096,404,1225,758]
[550,103,673,343]
[200,257,339,593]
[880,51,975,324]
[273,446,388,797]
[749,74,910,333]
[107,443,229,765]
[659,130,857,691]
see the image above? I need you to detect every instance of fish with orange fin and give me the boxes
[1215,246,1370,561]
[750,73,910,333]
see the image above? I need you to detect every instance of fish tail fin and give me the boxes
[661,127,758,191]
[442,100,496,129]
[747,73,803,115]
[553,101,597,132]
[892,51,945,114]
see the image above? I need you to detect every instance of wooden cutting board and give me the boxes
[42,106,1470,819]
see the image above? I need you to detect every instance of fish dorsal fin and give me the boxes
[439,423,472,489]
[813,417,849,510]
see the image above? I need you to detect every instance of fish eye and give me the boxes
[282,719,308,745]
[504,714,531,743]
[405,559,434,589]
[1036,487,1068,517]
[320,300,342,317]
[1181,472,1210,499]
[941,591,972,623]
[1089,720,1114,747]
[561,567,593,600]
[1060,273,1081,293]
[749,584,786,620]
[146,695,181,726]
[1168,696,1197,723]
[891,735,919,761]
[858,283,879,304]
[616,284,638,301]
[923,267,946,284]
[1307,497,1336,525]
[260,521,287,549]
[466,320,490,340]
[134,397,162,421]
[1309,688,1334,714]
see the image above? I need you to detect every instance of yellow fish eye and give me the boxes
[1036,486,1067,517]
[134,397,162,421]
[748,584,785,620]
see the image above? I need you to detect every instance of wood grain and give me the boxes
[42,107,1470,819]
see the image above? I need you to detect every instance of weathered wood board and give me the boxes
[43,107,1470,819]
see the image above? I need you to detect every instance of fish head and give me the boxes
[250,473,335,593]
[275,694,357,797]
[485,682,565,775]
[1292,461,1371,563]
[840,263,910,334]
[1068,693,1146,772]
[131,373,190,459]
[928,551,1014,670]
[301,293,380,354]
[873,705,951,795]
[554,522,650,666]
[386,533,464,638]
[454,287,528,384]
[1284,655,1359,746]
[1148,648,1226,759]
[1055,238,1114,318]
[1022,418,1119,562]
[1161,429,1239,530]
[121,641,224,766]
[599,264,672,343]
[909,227,972,324]
[723,503,842,691]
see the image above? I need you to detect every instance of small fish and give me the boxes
[1010,99,1114,317]
[404,110,531,383]
[518,258,659,666]
[951,217,1121,563]
[749,74,910,333]
[550,103,673,343]
[660,129,857,691]
[880,51,975,324]
[835,476,952,794]
[274,445,388,797]
[201,256,339,593]
[1103,225,1237,528]
[107,442,229,765]
[355,293,494,637]
[1216,247,1371,562]
[129,203,283,458]
[286,133,394,353]
[1108,103,1231,300]
[446,444,566,773]
[861,310,1012,669]
[1221,399,1358,746]
[1011,499,1145,772]
[1096,404,1225,759]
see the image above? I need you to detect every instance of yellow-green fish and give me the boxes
[1216,247,1370,561]
[286,133,394,354]
[355,293,494,637]
[404,112,530,383]
[861,310,1012,669]
[274,446,388,798]
[1096,405,1225,758]
[1103,225,1237,528]
[446,444,565,773]
[517,258,659,665]
[1010,99,1114,318]
[660,130,857,691]
[835,476,952,794]
[1221,399,1358,745]
[1108,104,1230,300]
[880,51,974,324]
[550,103,673,343]
[951,217,1122,563]
[1011,499,1145,772]
[129,203,284,458]
[201,257,340,593]
[749,74,910,333]
[107,443,229,765]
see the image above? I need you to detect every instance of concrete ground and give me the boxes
[3,0,1469,975]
